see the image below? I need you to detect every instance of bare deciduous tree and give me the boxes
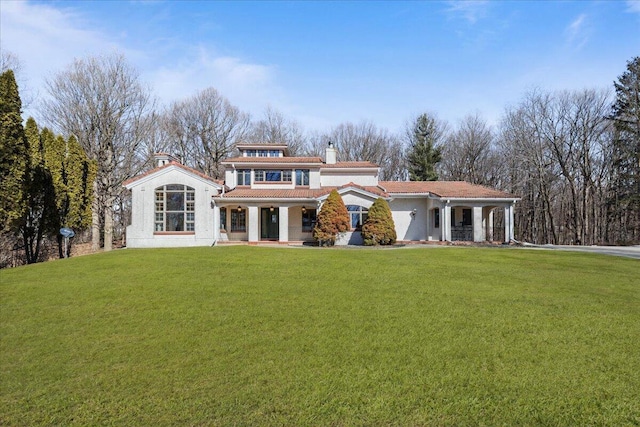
[323,121,406,181]
[246,106,307,155]
[499,88,612,245]
[42,53,156,251]
[440,113,502,186]
[162,87,249,179]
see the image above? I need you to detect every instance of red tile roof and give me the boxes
[215,183,388,200]
[378,181,517,199]
[123,161,218,187]
[222,156,323,164]
[216,188,328,199]
[321,161,379,169]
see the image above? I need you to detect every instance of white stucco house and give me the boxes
[123,143,519,247]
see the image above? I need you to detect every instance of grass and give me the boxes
[1,246,639,426]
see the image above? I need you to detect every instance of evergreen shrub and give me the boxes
[362,198,396,246]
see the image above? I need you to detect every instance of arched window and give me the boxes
[154,185,195,232]
[346,205,368,230]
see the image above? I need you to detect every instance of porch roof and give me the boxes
[215,183,388,200]
[378,181,517,199]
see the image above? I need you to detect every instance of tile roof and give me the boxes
[222,156,323,164]
[216,188,328,199]
[378,181,518,199]
[123,162,218,187]
[215,183,388,200]
[321,161,379,169]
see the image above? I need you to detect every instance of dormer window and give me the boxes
[243,149,282,157]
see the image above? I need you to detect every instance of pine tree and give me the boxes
[42,131,96,258]
[362,198,397,246]
[0,70,27,233]
[313,189,350,246]
[609,56,640,243]
[406,113,442,181]
[19,119,57,263]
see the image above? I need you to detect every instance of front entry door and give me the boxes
[260,208,279,240]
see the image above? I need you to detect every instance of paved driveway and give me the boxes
[520,244,640,260]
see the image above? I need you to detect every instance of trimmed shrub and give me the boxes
[362,198,396,245]
[313,190,350,246]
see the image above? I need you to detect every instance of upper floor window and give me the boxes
[237,169,251,186]
[155,185,195,232]
[346,205,368,230]
[255,169,292,182]
[296,169,310,186]
[243,149,282,157]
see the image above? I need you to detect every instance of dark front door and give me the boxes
[260,208,279,240]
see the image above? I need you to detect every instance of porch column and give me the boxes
[473,206,484,242]
[279,206,289,242]
[213,204,220,242]
[487,209,494,241]
[504,204,514,243]
[442,205,451,241]
[248,205,259,242]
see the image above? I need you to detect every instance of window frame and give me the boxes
[346,205,368,231]
[237,169,251,186]
[295,169,310,186]
[230,208,247,232]
[154,184,195,233]
[254,169,293,183]
[220,207,227,230]
[301,208,317,232]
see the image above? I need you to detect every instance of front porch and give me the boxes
[437,203,515,243]
[215,204,317,244]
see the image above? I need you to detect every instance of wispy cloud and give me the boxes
[565,13,590,50]
[148,46,280,116]
[0,0,282,119]
[626,0,640,14]
[445,0,490,24]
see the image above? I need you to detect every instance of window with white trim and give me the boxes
[296,169,310,186]
[154,185,195,232]
[254,169,292,182]
[237,169,251,186]
[346,205,368,231]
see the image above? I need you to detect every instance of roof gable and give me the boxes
[123,162,222,189]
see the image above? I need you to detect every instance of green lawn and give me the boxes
[1,246,639,426]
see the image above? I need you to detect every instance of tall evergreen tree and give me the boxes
[313,189,350,246]
[19,118,57,263]
[43,132,96,257]
[406,113,443,181]
[609,56,640,243]
[0,70,27,233]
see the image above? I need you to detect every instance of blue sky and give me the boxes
[2,0,639,133]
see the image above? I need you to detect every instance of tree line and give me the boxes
[1,52,638,265]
